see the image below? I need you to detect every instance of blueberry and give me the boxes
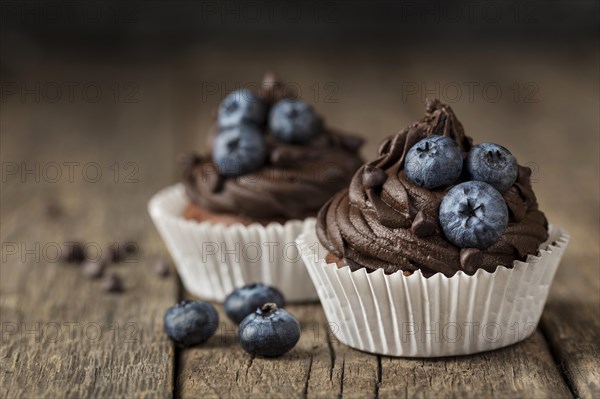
[465,143,518,192]
[439,181,509,249]
[218,89,267,128]
[404,135,463,189]
[224,283,285,324]
[212,124,267,177]
[238,303,301,357]
[163,301,219,347]
[269,99,321,144]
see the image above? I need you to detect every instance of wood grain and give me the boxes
[379,331,572,399]
[540,249,600,398]
[177,304,573,399]
[1,41,599,398]
[0,78,179,398]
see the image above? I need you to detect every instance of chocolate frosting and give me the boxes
[316,99,548,277]
[183,74,364,222]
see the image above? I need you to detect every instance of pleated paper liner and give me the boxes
[148,184,319,302]
[297,221,569,357]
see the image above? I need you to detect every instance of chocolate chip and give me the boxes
[362,165,388,189]
[101,274,124,293]
[123,242,138,255]
[153,258,170,277]
[459,248,484,275]
[45,201,63,218]
[60,242,85,263]
[107,244,123,263]
[81,259,106,279]
[411,211,438,237]
[108,242,138,263]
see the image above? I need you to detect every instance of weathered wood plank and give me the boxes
[540,251,600,399]
[177,302,382,399]
[0,196,177,398]
[177,304,315,399]
[542,302,600,399]
[0,78,179,398]
[379,331,572,399]
[178,302,574,399]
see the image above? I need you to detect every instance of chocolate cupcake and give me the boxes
[149,73,364,302]
[182,77,363,225]
[298,100,569,356]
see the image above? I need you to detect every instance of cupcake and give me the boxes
[298,99,569,356]
[149,73,364,302]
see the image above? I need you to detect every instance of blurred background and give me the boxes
[2,0,598,235]
[1,1,599,293]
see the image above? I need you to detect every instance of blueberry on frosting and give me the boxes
[218,89,267,128]
[439,181,508,249]
[212,124,267,177]
[404,135,463,189]
[269,99,321,144]
[465,143,518,192]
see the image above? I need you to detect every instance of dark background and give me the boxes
[1,1,598,43]
[1,0,598,66]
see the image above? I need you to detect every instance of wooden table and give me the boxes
[1,41,598,398]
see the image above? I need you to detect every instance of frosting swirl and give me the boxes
[183,74,364,222]
[316,99,548,277]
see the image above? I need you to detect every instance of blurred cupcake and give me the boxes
[298,99,568,356]
[149,73,364,302]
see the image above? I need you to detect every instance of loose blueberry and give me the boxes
[439,181,509,249]
[212,124,267,177]
[218,89,267,128]
[269,99,321,144]
[238,303,301,357]
[465,143,518,192]
[404,135,463,189]
[164,301,219,347]
[224,283,285,324]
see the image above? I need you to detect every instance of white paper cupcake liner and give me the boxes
[297,221,569,357]
[148,184,319,302]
